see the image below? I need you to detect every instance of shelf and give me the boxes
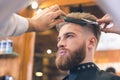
[0,52,19,58]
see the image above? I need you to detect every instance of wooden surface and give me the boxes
[20,32,35,80]
[95,50,120,63]
[0,32,35,80]
[39,0,95,8]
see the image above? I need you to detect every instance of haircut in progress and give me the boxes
[56,12,101,43]
[56,12,101,71]
[55,13,120,80]
[55,12,120,80]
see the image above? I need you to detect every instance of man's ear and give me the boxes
[87,36,97,49]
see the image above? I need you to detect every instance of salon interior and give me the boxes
[0,0,120,80]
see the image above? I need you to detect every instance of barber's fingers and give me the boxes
[100,23,109,33]
[100,22,114,33]
[100,22,113,29]
[101,27,113,33]
[41,5,66,17]
[48,4,60,12]
[50,10,66,19]
[49,19,64,28]
[47,10,66,27]
[97,14,112,24]
[45,5,60,12]
[101,23,109,29]
[98,18,111,25]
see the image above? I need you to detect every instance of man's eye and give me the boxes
[66,35,73,38]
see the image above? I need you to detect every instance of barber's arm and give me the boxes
[0,0,29,38]
[0,14,28,38]
[0,4,66,38]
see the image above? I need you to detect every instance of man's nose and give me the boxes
[57,39,66,48]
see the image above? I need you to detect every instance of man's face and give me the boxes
[56,23,86,71]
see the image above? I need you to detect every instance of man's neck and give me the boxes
[79,56,94,64]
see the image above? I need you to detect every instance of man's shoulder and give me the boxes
[98,70,120,80]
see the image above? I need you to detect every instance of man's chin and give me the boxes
[56,58,69,71]
[55,59,72,71]
[56,64,70,71]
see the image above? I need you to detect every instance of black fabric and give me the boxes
[63,62,120,80]
[64,17,98,26]
[97,70,120,80]
[64,17,87,26]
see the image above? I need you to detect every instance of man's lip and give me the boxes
[58,49,67,56]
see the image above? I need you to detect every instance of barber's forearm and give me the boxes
[0,14,28,38]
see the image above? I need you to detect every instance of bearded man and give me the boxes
[55,12,120,80]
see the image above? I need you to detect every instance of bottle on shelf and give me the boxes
[0,38,13,54]
[0,39,6,54]
[6,39,13,53]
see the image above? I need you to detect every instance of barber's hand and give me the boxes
[27,4,66,32]
[97,14,112,24]
[97,14,119,34]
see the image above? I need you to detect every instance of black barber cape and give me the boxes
[63,62,120,80]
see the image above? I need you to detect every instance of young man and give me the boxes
[55,12,120,80]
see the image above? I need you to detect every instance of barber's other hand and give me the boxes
[97,14,119,34]
[27,4,66,32]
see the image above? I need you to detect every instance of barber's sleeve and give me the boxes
[0,13,29,38]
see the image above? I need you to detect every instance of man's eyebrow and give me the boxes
[64,32,75,35]
[57,32,75,39]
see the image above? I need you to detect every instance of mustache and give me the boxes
[57,48,68,56]
[57,47,68,54]
[58,47,67,51]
